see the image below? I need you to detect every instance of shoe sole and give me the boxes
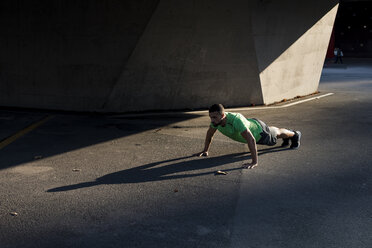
[290,131,301,149]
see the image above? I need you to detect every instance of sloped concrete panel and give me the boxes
[104,0,263,112]
[252,0,339,104]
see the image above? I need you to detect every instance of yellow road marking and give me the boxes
[0,115,54,150]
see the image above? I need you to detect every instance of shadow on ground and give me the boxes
[48,147,289,192]
[0,112,202,170]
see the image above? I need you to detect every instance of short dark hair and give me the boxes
[209,104,224,115]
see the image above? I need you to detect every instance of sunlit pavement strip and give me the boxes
[110,93,335,118]
[193,93,335,113]
[0,115,54,149]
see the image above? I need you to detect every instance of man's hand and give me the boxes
[196,151,209,157]
[240,130,259,168]
[243,162,258,169]
[199,127,216,158]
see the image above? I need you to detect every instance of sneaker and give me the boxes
[281,138,290,147]
[290,131,301,149]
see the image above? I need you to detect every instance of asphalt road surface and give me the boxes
[1,59,371,247]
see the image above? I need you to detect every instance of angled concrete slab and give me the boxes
[0,0,338,112]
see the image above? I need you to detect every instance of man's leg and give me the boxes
[270,127,294,139]
[270,126,301,149]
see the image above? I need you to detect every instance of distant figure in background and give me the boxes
[334,47,343,64]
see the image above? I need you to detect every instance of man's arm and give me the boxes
[240,129,258,169]
[197,126,217,157]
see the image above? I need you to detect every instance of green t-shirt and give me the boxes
[210,112,263,143]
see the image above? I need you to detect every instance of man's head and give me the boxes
[209,104,225,126]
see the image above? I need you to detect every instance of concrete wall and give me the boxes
[252,1,339,103]
[104,0,263,112]
[0,0,159,111]
[0,0,338,112]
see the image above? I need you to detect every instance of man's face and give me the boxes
[209,112,224,126]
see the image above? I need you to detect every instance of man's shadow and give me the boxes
[47,146,289,192]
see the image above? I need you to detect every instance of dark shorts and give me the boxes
[254,119,277,146]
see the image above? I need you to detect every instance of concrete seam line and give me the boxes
[0,115,54,150]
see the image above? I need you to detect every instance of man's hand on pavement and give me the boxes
[196,151,209,157]
[243,162,258,169]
